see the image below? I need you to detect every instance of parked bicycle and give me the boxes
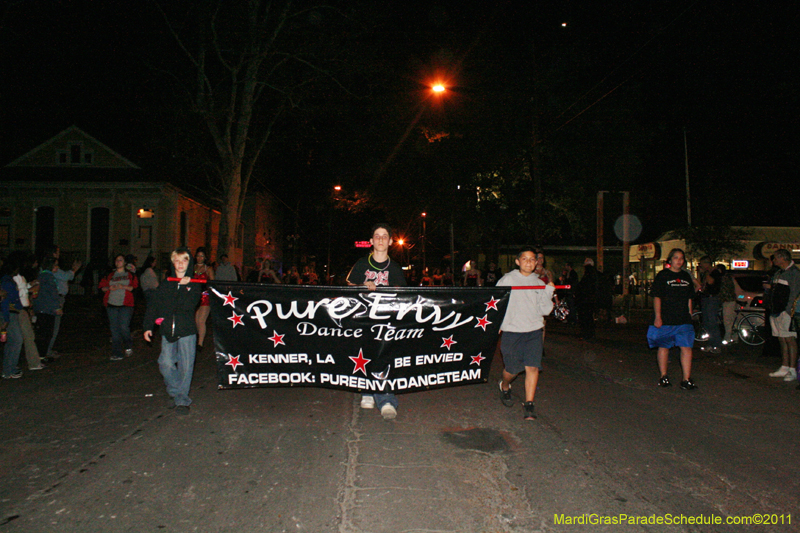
[692,305,765,346]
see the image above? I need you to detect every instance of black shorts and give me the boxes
[500,329,544,374]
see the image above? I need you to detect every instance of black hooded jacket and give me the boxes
[143,248,203,342]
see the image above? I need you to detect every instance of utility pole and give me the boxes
[597,190,631,296]
[684,128,692,227]
[326,186,341,285]
[421,212,427,274]
[450,217,455,283]
[597,191,606,271]
[532,135,542,244]
[622,191,630,297]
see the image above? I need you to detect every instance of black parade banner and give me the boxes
[210,283,511,393]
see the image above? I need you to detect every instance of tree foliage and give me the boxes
[154,0,361,255]
[671,226,751,262]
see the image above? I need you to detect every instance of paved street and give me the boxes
[1,297,799,532]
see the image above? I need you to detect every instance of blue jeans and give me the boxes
[47,295,66,355]
[158,335,196,406]
[106,306,134,358]
[2,313,23,377]
[701,296,722,349]
[365,392,398,410]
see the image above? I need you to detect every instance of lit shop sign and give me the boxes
[754,242,800,259]
[731,260,749,269]
[630,242,661,261]
[354,241,371,249]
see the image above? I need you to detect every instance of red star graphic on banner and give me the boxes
[485,296,500,312]
[268,331,286,347]
[225,354,243,371]
[470,352,486,366]
[227,312,244,328]
[349,348,371,376]
[222,291,238,308]
[441,335,457,350]
[475,315,492,331]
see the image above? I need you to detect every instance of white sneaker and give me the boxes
[360,395,375,409]
[769,366,790,377]
[380,404,397,420]
[783,368,797,382]
[124,348,134,357]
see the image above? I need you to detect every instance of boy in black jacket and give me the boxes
[144,247,203,414]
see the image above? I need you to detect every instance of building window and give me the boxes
[56,144,93,166]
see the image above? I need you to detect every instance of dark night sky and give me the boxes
[1,1,797,241]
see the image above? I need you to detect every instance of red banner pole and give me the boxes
[512,285,570,290]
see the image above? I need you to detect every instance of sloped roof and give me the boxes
[0,126,221,209]
[6,125,140,169]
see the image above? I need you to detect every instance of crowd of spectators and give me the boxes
[5,245,793,384]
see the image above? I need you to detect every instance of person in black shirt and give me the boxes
[647,248,697,390]
[697,256,722,354]
[143,247,203,414]
[484,262,502,287]
[346,223,407,419]
[564,262,579,324]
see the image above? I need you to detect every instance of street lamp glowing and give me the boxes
[334,185,342,191]
[397,239,404,245]
[421,212,427,217]
[431,84,445,93]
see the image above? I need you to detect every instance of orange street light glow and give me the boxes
[334,185,342,191]
[397,239,404,245]
[432,84,445,93]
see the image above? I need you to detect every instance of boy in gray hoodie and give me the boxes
[496,247,555,420]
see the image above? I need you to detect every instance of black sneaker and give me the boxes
[175,405,191,415]
[658,375,671,387]
[680,379,697,390]
[499,381,513,407]
[523,401,536,420]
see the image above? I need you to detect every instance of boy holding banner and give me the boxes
[497,248,555,420]
[346,223,407,420]
[143,247,203,415]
